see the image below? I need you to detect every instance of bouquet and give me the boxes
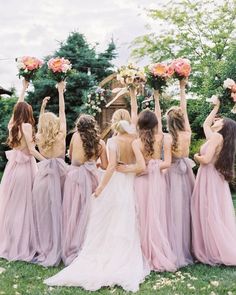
[16,56,43,81]
[47,57,72,82]
[146,63,173,93]
[223,78,236,113]
[84,86,112,116]
[170,58,191,80]
[206,95,219,105]
[116,63,146,88]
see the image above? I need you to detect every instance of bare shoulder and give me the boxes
[22,123,32,131]
[132,138,142,149]
[209,132,223,144]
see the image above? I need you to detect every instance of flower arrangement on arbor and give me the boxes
[16,56,43,81]
[84,86,112,116]
[47,57,72,82]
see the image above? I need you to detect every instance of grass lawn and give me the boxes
[0,260,236,295]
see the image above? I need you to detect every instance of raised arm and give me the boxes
[154,90,163,133]
[159,133,172,170]
[203,97,220,140]
[22,123,45,161]
[94,140,117,197]
[129,86,138,126]
[179,79,191,133]
[8,79,29,129]
[39,96,50,117]
[116,139,146,174]
[57,81,67,136]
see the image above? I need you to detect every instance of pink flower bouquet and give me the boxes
[170,58,191,80]
[47,57,72,82]
[146,63,173,92]
[223,78,236,113]
[16,56,43,81]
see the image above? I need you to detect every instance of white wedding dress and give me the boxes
[44,138,149,292]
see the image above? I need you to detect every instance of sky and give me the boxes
[0,0,161,93]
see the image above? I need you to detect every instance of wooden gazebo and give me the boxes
[0,86,13,96]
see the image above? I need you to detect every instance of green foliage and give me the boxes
[27,32,117,130]
[0,97,17,171]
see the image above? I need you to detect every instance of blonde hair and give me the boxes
[37,112,60,151]
[111,109,131,134]
[166,106,185,152]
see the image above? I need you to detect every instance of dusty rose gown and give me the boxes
[135,159,177,272]
[32,157,68,267]
[165,157,195,268]
[61,161,99,266]
[191,142,236,265]
[0,148,37,261]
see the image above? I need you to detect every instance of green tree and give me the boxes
[27,32,116,129]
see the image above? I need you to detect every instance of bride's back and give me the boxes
[114,134,136,164]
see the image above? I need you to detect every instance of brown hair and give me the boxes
[215,118,236,182]
[137,109,158,158]
[7,102,35,148]
[166,106,185,152]
[76,114,101,160]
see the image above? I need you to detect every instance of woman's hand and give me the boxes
[94,186,103,197]
[42,96,50,108]
[179,78,188,89]
[194,153,200,163]
[22,78,29,90]
[57,81,66,93]
[116,164,128,173]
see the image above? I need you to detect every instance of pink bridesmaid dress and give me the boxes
[135,159,177,272]
[61,161,99,266]
[191,142,236,265]
[0,148,37,261]
[165,157,195,268]
[32,158,68,267]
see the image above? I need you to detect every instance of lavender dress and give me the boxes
[61,161,99,266]
[32,158,68,267]
[0,149,37,261]
[165,157,195,268]
[191,142,236,265]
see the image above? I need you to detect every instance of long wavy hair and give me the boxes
[166,106,185,152]
[215,118,236,182]
[76,114,101,160]
[137,109,158,158]
[7,102,35,148]
[37,112,60,151]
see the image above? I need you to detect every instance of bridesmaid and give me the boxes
[0,79,45,262]
[62,114,108,266]
[32,81,68,267]
[192,97,236,265]
[117,93,177,272]
[165,79,195,268]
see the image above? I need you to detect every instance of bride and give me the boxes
[44,109,150,292]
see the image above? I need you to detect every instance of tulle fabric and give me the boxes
[61,162,99,266]
[191,143,236,265]
[45,138,149,292]
[0,149,37,261]
[135,159,177,272]
[165,157,195,268]
[32,158,68,267]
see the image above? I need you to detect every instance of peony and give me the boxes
[171,58,191,79]
[223,78,236,89]
[47,57,72,81]
[16,56,43,81]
